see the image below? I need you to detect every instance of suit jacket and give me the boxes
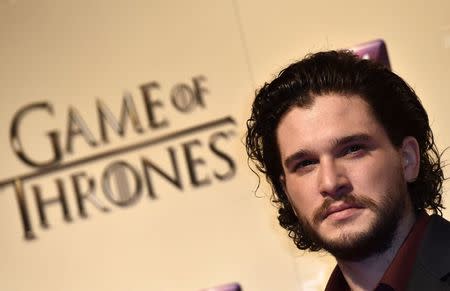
[407,215,450,290]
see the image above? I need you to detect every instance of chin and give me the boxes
[311,210,398,261]
[321,221,398,261]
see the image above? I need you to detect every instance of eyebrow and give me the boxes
[283,133,371,170]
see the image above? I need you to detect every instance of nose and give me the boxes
[318,158,351,198]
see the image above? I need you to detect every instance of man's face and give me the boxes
[276,94,414,260]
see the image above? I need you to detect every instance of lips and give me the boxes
[323,203,363,220]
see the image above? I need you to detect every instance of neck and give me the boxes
[336,210,416,291]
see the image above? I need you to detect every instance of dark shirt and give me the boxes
[324,212,431,291]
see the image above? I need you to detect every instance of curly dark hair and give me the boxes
[245,50,445,251]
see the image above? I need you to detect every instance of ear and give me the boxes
[401,136,420,182]
[280,175,299,217]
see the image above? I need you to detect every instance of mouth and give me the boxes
[323,203,364,221]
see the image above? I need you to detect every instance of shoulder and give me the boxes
[418,214,450,266]
[425,214,450,244]
[407,214,450,290]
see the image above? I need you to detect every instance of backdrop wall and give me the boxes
[1,1,449,290]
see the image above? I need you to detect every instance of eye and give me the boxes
[342,144,365,156]
[293,159,317,172]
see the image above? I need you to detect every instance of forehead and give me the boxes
[276,94,383,157]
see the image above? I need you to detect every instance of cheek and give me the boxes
[285,176,319,216]
[350,155,404,198]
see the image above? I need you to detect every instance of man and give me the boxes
[245,51,450,290]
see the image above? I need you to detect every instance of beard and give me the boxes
[298,187,408,261]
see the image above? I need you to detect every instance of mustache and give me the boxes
[312,194,378,224]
